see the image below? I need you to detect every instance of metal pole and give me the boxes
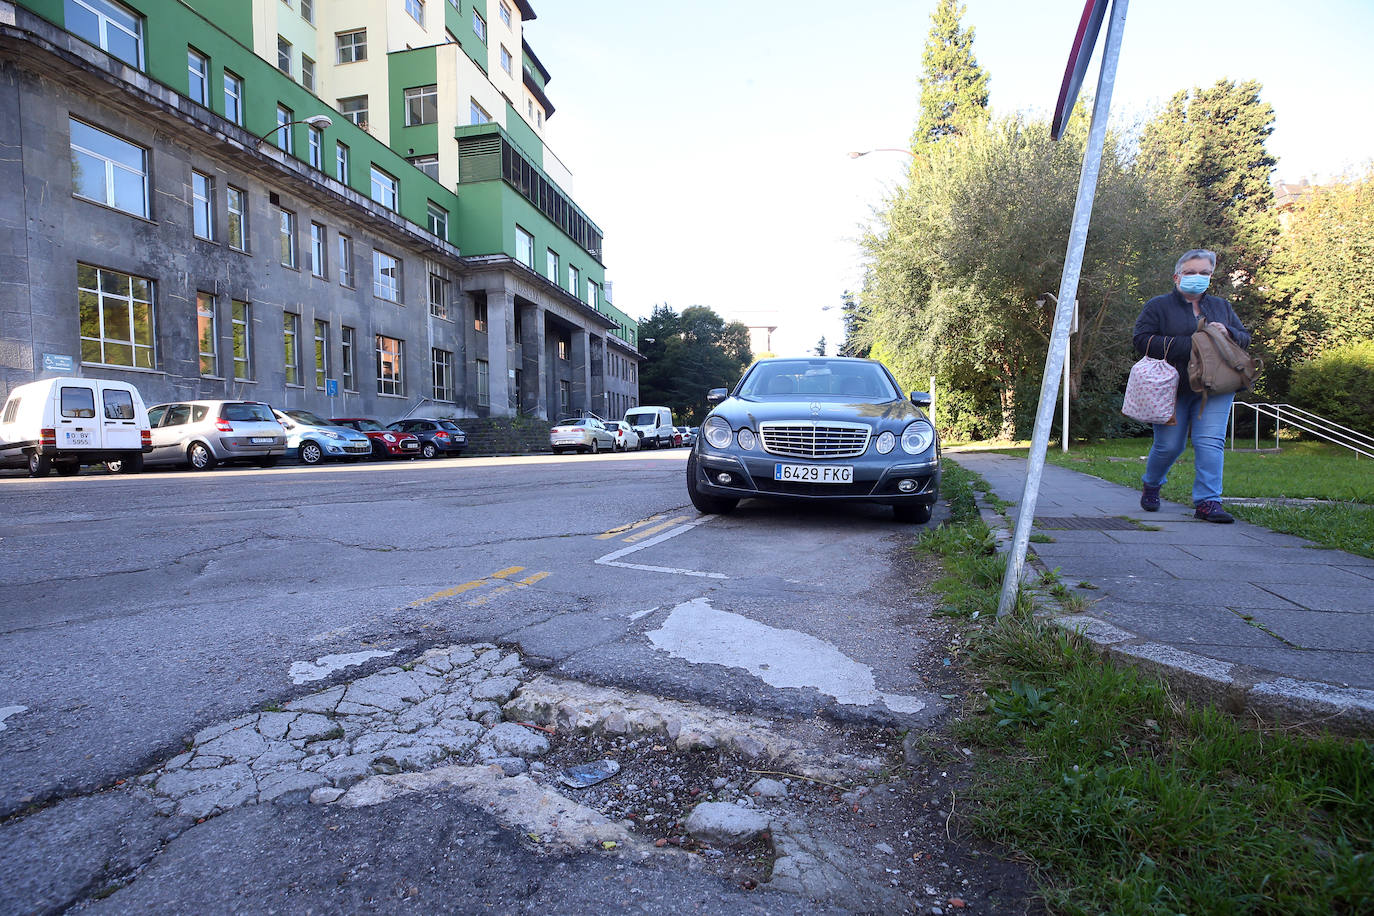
[997,0,1129,617]
[1060,301,1074,453]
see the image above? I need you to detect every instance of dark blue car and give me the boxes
[687,357,940,524]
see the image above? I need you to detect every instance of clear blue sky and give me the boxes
[530,0,1374,356]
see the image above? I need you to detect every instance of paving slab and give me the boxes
[949,449,1374,734]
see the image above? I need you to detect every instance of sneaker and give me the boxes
[1194,500,1234,523]
[1140,484,1161,512]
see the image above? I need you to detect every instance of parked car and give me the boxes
[675,426,697,447]
[550,417,617,454]
[331,417,421,459]
[672,427,685,447]
[607,420,641,451]
[0,376,151,476]
[687,356,941,524]
[624,406,675,449]
[387,418,467,458]
[140,400,285,470]
[272,408,371,464]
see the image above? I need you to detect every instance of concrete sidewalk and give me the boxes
[948,450,1374,734]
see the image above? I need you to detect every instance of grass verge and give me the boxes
[921,462,1374,914]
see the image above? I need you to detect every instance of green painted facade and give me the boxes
[444,0,489,74]
[388,46,439,165]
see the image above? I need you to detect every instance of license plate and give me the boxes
[62,430,93,447]
[251,437,274,444]
[774,463,853,483]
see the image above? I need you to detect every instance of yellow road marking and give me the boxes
[467,570,551,606]
[621,515,691,544]
[409,566,527,608]
[595,514,665,540]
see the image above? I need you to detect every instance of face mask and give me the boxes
[1177,274,1210,296]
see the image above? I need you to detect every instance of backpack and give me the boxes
[1188,316,1260,404]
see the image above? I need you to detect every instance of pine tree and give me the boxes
[912,0,990,148]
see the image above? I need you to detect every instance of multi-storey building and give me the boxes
[0,0,641,422]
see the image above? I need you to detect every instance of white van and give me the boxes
[0,377,152,476]
[624,405,676,449]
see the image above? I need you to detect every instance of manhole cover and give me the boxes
[1034,516,1139,530]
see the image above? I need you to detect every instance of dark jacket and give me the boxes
[1133,290,1251,395]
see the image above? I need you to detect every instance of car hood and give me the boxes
[713,396,927,429]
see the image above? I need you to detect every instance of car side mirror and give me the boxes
[707,388,728,403]
[910,391,932,408]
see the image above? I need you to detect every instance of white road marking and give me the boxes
[648,597,926,714]
[594,515,725,579]
[289,650,397,685]
[0,705,28,732]
[627,606,659,621]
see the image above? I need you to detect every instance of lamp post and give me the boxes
[252,113,332,148]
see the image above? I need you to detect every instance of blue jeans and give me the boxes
[1142,389,1234,505]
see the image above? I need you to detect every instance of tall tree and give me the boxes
[838,290,870,357]
[636,304,753,424]
[1138,79,1279,313]
[813,337,827,356]
[912,0,990,149]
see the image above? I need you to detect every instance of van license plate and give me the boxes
[774,464,853,483]
[62,430,93,447]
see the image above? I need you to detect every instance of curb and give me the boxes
[970,488,1374,736]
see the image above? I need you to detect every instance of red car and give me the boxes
[330,417,421,459]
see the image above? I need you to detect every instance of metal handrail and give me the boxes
[1230,401,1374,459]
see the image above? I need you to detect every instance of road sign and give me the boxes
[1051,0,1110,140]
[42,353,75,372]
[325,379,339,397]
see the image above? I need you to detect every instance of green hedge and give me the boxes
[1289,340,1374,434]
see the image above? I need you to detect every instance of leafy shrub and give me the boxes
[1289,340,1374,434]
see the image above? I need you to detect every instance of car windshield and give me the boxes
[285,409,332,426]
[350,419,386,431]
[439,421,463,431]
[738,360,898,401]
[223,403,274,422]
[625,412,656,425]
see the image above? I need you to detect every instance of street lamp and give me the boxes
[1036,292,1078,452]
[252,113,332,148]
[847,148,916,159]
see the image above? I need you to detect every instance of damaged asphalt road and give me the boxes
[1,453,1035,913]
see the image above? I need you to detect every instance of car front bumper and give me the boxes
[693,447,940,506]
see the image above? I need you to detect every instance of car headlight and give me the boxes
[901,421,934,455]
[324,430,345,440]
[737,428,756,450]
[704,417,732,449]
[383,433,395,443]
[875,431,896,454]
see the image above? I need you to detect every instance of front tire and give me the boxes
[686,453,737,514]
[299,441,324,465]
[28,452,51,477]
[893,503,933,524]
[187,442,217,471]
[421,442,438,459]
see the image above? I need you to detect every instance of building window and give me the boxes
[587,280,600,310]
[231,300,252,379]
[301,55,316,92]
[404,84,438,126]
[559,379,570,416]
[313,319,329,388]
[227,185,247,251]
[338,233,354,286]
[499,1,512,27]
[197,291,217,376]
[307,125,323,168]
[66,0,143,70]
[339,96,368,129]
[428,273,449,319]
[69,118,147,218]
[276,36,292,76]
[499,45,512,75]
[191,170,214,240]
[283,312,301,385]
[476,359,490,407]
[405,0,424,26]
[300,0,313,24]
[410,155,439,179]
[77,262,154,369]
[336,30,367,64]
[341,326,356,390]
[427,202,448,238]
[369,165,398,210]
[335,142,350,182]
[568,264,580,298]
[376,335,404,396]
[469,99,492,125]
[515,225,533,267]
[473,296,488,332]
[275,104,294,152]
[187,47,208,104]
[546,248,559,282]
[309,222,326,277]
[557,334,569,360]
[223,71,243,125]
[432,348,453,401]
[373,250,400,301]
[279,209,297,268]
[472,9,487,43]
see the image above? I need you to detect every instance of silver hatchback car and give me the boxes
[141,400,286,470]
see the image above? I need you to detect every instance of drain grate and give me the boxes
[1034,516,1140,530]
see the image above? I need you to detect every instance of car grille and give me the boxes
[758,422,871,459]
[344,443,371,454]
